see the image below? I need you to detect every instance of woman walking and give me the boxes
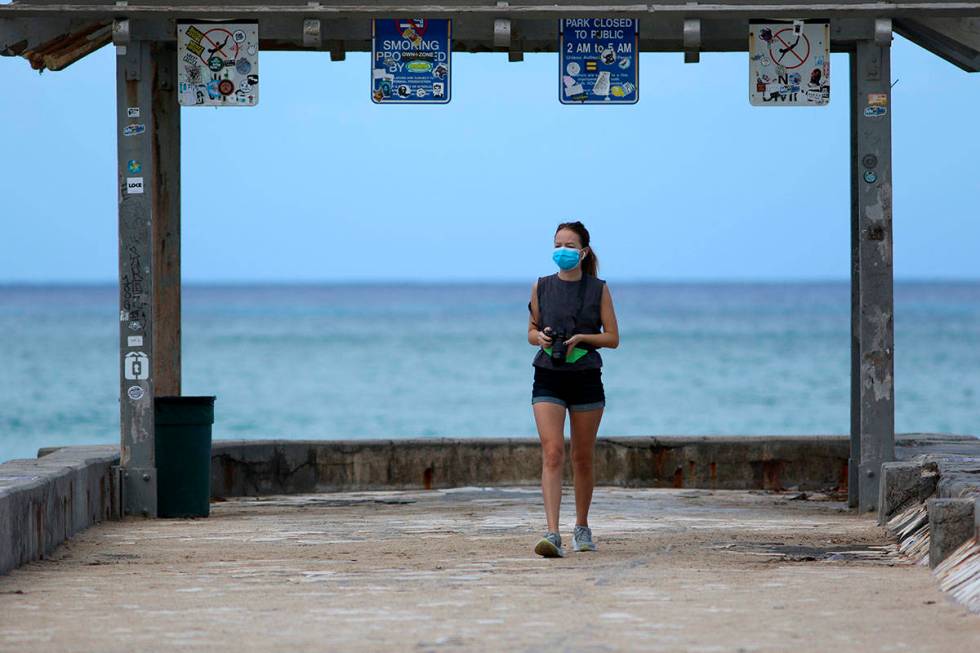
[527,221,619,557]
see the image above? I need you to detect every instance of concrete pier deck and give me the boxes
[1,487,977,652]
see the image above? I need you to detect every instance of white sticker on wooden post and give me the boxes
[749,20,829,106]
[177,22,259,107]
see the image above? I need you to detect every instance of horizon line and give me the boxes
[3,277,980,287]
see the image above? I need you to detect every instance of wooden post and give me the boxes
[850,37,896,513]
[117,38,157,517]
[848,48,861,510]
[152,41,181,398]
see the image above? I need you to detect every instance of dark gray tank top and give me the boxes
[529,273,606,371]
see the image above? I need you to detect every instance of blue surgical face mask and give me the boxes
[552,246,581,271]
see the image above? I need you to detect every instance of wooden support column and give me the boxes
[152,41,181,397]
[117,38,157,518]
[848,47,861,510]
[849,37,896,512]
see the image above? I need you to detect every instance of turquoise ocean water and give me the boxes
[1,282,978,463]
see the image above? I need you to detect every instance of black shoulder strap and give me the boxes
[528,276,545,328]
[570,275,589,333]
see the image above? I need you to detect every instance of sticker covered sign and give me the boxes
[177,22,258,107]
[559,18,638,104]
[749,20,829,106]
[372,19,451,104]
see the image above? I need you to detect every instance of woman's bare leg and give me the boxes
[569,407,603,527]
[533,402,567,532]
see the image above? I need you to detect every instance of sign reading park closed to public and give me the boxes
[749,20,830,106]
[559,18,639,104]
[372,19,452,104]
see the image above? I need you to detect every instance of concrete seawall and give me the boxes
[209,436,851,497]
[0,446,117,576]
[5,433,977,578]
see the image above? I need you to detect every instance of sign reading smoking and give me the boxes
[372,19,451,104]
[559,18,639,105]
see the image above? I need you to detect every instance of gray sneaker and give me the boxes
[534,531,565,558]
[572,525,596,552]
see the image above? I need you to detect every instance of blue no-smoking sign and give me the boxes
[559,19,639,104]
[372,19,451,104]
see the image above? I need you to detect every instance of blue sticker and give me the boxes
[863,169,878,184]
[122,124,145,137]
[372,19,452,104]
[864,105,887,118]
[559,19,639,104]
[127,160,142,174]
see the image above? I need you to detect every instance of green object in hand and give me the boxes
[543,346,589,364]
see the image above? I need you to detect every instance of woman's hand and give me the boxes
[537,328,554,349]
[564,333,587,350]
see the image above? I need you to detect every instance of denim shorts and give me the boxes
[531,365,605,412]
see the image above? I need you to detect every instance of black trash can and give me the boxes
[154,396,216,518]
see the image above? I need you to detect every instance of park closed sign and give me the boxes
[559,18,639,104]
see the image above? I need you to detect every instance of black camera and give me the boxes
[543,327,567,363]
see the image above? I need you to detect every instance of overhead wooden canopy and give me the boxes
[1,1,979,70]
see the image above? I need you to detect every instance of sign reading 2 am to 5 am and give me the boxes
[372,19,451,104]
[559,18,639,104]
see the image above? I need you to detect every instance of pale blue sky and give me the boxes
[0,36,977,282]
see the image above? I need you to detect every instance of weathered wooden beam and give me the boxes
[850,38,896,513]
[0,17,110,69]
[151,41,181,398]
[117,39,158,518]
[7,13,979,65]
[3,3,980,19]
[895,17,980,71]
[849,50,861,508]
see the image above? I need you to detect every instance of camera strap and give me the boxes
[568,276,589,340]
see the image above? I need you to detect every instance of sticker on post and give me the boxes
[864,105,887,118]
[127,107,140,118]
[126,177,144,194]
[749,20,830,106]
[127,160,142,174]
[127,385,145,401]
[127,335,143,347]
[124,351,150,380]
[559,18,639,105]
[867,93,888,107]
[122,124,146,137]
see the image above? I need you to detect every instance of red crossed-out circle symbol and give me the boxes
[396,19,428,37]
[768,28,811,70]
[198,28,240,65]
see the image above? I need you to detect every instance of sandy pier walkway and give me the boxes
[0,487,977,652]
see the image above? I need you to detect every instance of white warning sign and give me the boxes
[177,22,259,107]
[749,20,830,106]
[123,351,150,380]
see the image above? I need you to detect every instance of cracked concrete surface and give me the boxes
[1,487,977,652]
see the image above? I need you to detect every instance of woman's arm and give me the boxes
[527,281,553,349]
[566,284,619,349]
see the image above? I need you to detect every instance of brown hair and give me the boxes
[555,221,599,277]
